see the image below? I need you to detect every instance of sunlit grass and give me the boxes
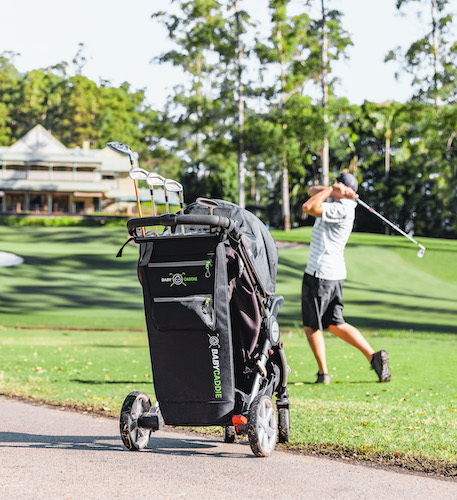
[0,225,456,473]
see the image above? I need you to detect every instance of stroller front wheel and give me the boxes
[278,407,290,443]
[247,395,277,457]
[119,391,152,451]
[223,425,236,443]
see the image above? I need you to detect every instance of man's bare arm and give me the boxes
[309,185,330,197]
[302,186,333,217]
[303,183,358,218]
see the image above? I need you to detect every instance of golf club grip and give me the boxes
[127,214,231,234]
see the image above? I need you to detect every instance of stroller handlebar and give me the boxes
[127,214,236,236]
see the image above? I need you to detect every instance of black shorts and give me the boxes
[301,273,345,331]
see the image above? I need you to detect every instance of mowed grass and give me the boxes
[0,226,145,330]
[1,226,457,474]
[272,227,457,334]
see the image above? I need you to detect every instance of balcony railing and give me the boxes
[0,170,102,182]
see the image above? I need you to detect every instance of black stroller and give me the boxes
[119,198,290,457]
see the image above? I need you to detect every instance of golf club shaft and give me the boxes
[178,192,185,233]
[133,181,145,236]
[356,198,424,250]
[150,188,160,234]
[128,156,145,236]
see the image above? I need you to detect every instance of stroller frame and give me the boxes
[119,210,290,457]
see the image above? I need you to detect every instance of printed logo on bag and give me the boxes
[160,272,199,287]
[208,334,220,348]
[208,333,222,399]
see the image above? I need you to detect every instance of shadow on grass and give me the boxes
[344,282,457,304]
[344,316,457,334]
[278,309,457,334]
[71,379,153,385]
[90,344,147,349]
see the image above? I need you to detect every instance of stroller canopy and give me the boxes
[186,199,278,296]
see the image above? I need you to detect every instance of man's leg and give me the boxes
[305,326,328,374]
[328,322,374,362]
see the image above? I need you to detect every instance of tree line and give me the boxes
[1,1,457,238]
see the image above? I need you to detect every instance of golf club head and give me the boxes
[129,167,148,181]
[107,141,134,162]
[164,179,183,192]
[196,197,219,210]
[417,246,426,258]
[146,172,165,187]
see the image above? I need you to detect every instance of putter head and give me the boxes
[164,179,183,192]
[417,246,426,258]
[107,141,134,163]
[146,172,166,187]
[129,167,148,181]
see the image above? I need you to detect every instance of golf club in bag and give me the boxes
[356,198,426,258]
[107,141,146,236]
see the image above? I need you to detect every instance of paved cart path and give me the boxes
[1,396,456,500]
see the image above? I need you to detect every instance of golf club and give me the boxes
[146,172,166,234]
[356,198,426,258]
[196,197,219,215]
[197,197,219,232]
[164,179,185,233]
[107,142,145,236]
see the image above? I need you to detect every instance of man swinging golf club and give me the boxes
[302,172,391,384]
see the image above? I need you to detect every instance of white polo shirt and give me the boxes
[305,199,357,280]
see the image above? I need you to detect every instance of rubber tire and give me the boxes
[119,391,152,451]
[223,425,236,443]
[247,395,277,457]
[278,407,290,443]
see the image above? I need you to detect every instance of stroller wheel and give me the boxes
[278,407,290,443]
[119,391,152,451]
[247,395,277,457]
[223,425,236,443]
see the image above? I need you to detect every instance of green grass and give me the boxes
[1,225,457,474]
[274,227,457,334]
[0,226,145,330]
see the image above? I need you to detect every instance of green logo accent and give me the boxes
[168,272,199,287]
[209,332,222,399]
[170,272,186,287]
[208,333,220,348]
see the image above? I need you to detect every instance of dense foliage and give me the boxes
[1,1,456,237]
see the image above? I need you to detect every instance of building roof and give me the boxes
[0,125,131,173]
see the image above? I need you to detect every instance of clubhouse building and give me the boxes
[0,125,140,215]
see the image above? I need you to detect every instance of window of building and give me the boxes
[6,193,25,212]
[6,165,26,171]
[52,194,69,213]
[29,165,49,171]
[53,166,73,172]
[30,194,47,212]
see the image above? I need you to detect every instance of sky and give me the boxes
[0,0,440,109]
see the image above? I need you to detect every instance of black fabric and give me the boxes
[185,199,278,296]
[301,273,345,331]
[138,233,235,426]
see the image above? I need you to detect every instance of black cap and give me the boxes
[336,172,358,192]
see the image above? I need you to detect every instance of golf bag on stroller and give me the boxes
[119,198,290,457]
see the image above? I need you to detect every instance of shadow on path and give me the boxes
[0,431,252,459]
